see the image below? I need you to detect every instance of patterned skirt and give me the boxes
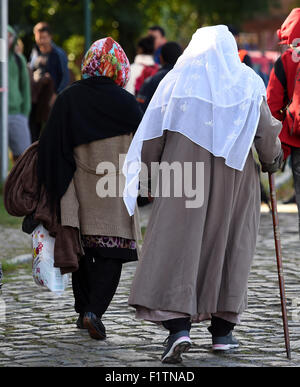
[81,235,138,262]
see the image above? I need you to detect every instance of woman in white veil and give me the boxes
[123,25,283,364]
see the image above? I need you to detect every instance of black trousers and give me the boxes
[163,316,235,337]
[72,249,123,318]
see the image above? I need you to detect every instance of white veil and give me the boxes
[123,25,266,216]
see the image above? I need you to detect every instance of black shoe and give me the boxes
[83,312,106,340]
[76,315,86,329]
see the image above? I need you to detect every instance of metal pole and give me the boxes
[0,0,8,183]
[84,0,92,52]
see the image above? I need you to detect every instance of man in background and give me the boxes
[148,25,167,65]
[29,22,69,141]
[267,8,300,231]
[125,35,157,95]
[8,25,31,162]
[136,41,182,208]
[228,25,253,68]
[137,41,182,112]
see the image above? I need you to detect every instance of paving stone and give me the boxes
[0,211,300,366]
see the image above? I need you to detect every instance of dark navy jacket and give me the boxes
[30,43,69,94]
[137,64,173,113]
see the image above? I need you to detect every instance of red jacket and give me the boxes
[267,48,300,150]
[135,64,159,94]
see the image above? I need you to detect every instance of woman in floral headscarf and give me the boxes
[81,37,131,86]
[37,38,143,340]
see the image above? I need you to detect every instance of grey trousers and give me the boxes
[8,114,31,157]
[291,147,300,236]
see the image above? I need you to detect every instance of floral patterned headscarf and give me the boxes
[81,37,130,88]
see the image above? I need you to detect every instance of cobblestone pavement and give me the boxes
[0,225,31,261]
[1,208,300,367]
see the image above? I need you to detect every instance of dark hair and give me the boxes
[148,25,166,37]
[161,42,182,65]
[137,35,155,55]
[227,25,239,37]
[33,22,52,35]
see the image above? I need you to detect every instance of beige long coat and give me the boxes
[128,99,282,317]
[61,135,141,242]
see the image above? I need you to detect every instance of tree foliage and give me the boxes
[190,0,281,25]
[9,0,284,73]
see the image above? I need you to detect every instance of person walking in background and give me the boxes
[148,25,167,65]
[29,22,69,141]
[15,38,25,56]
[8,25,31,163]
[267,8,300,234]
[36,37,142,341]
[229,25,270,207]
[137,42,183,112]
[125,35,158,95]
[136,42,182,208]
[123,25,283,364]
[228,25,253,68]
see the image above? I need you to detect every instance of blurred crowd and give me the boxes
[8,21,280,165]
[8,22,69,162]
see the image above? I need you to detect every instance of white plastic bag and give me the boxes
[32,224,69,293]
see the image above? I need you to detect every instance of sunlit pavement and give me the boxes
[261,203,298,213]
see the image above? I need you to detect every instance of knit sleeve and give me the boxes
[254,97,282,165]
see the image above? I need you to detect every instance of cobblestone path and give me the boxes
[1,210,300,367]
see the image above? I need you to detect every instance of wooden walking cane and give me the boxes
[268,172,291,360]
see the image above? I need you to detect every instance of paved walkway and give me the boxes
[0,225,31,261]
[1,208,300,367]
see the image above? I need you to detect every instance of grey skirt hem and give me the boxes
[134,306,240,325]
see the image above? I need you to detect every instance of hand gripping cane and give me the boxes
[268,172,291,359]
